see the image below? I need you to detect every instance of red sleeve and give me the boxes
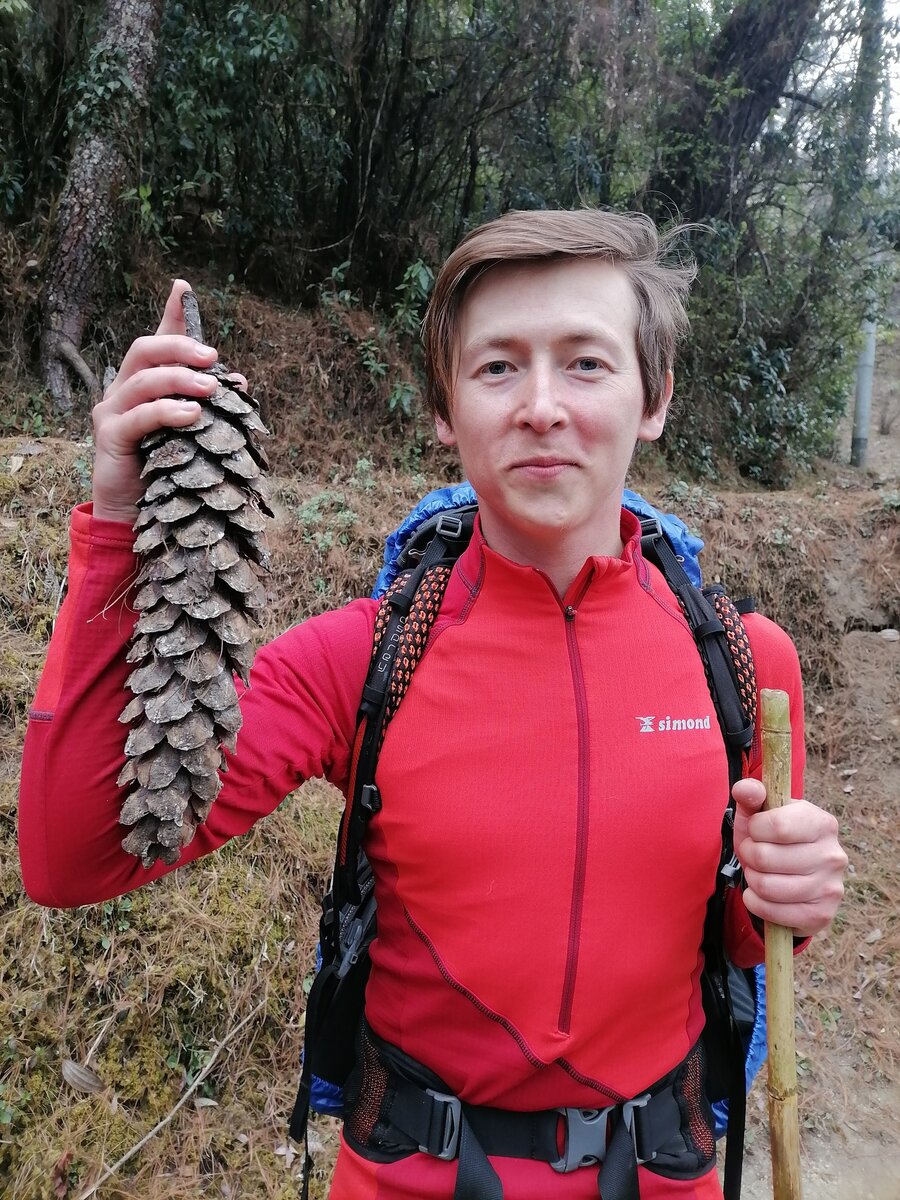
[723,611,810,968]
[19,503,376,908]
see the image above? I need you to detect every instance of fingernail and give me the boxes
[193,343,216,357]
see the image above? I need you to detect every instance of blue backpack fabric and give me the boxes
[714,964,767,1137]
[373,483,705,597]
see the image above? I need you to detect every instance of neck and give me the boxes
[478,509,626,597]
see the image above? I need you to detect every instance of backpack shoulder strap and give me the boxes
[639,518,756,780]
[639,518,759,1200]
[331,510,475,919]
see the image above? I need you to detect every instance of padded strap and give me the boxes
[334,520,465,907]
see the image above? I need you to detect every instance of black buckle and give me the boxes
[419,1089,462,1160]
[550,1105,615,1172]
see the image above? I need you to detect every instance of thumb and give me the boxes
[732,777,767,819]
[731,778,767,855]
[155,279,193,336]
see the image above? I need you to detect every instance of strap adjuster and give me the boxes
[623,1093,657,1165]
[434,513,464,540]
[550,1105,615,1172]
[335,914,369,979]
[720,851,743,888]
[419,1089,462,1160]
[360,783,382,813]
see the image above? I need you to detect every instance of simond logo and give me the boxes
[636,715,712,733]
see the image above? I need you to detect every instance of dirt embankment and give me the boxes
[0,292,897,1199]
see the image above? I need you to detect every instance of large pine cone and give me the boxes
[118,292,273,867]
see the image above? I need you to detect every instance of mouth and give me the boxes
[509,457,577,478]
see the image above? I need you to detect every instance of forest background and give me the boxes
[1,1,899,1198]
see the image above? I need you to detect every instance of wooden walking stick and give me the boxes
[760,688,802,1200]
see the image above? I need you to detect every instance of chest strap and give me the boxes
[345,1025,714,1200]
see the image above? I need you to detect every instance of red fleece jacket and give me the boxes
[19,504,805,1116]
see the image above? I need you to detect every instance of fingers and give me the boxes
[107,282,250,405]
[736,796,848,937]
[741,848,847,899]
[94,364,218,459]
[90,279,249,522]
[108,362,218,415]
[741,797,837,846]
[738,827,845,876]
[741,890,842,938]
[741,873,846,937]
[111,335,217,401]
[111,397,205,451]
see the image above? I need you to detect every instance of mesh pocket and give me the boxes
[644,1041,717,1181]
[679,1041,716,1163]
[344,1022,390,1146]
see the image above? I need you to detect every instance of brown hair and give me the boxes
[422,208,696,423]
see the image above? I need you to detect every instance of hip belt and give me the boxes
[344,1022,717,1200]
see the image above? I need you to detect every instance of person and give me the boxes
[19,209,847,1200]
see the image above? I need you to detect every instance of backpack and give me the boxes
[291,487,764,1200]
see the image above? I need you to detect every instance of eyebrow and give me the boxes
[461,330,619,358]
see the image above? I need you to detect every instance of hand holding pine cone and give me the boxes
[117,291,273,867]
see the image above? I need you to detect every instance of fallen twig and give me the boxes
[75,994,268,1200]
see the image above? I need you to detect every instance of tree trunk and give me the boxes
[40,0,163,412]
[642,0,820,222]
[780,0,885,400]
[820,0,885,243]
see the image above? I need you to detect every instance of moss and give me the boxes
[0,471,20,507]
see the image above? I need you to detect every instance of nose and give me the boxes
[515,361,567,433]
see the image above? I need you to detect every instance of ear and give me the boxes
[435,412,457,447]
[637,369,673,443]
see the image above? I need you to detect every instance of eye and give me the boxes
[574,357,602,372]
[482,360,510,376]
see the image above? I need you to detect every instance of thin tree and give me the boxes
[40,0,163,412]
[778,0,886,370]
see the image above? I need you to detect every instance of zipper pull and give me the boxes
[564,605,577,622]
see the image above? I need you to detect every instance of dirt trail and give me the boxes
[737,334,900,1200]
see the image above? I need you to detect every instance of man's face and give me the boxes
[435,257,672,563]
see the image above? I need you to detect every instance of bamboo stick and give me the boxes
[761,687,802,1200]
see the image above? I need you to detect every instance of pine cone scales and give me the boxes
[118,292,273,867]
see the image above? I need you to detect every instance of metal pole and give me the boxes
[851,318,876,468]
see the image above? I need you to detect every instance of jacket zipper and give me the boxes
[559,598,590,1034]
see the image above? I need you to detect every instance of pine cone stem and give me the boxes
[182,290,204,344]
